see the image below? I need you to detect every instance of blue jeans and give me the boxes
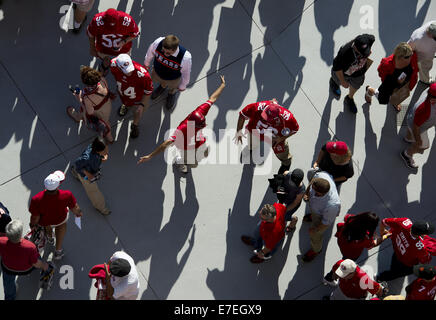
[2,271,17,300]
[252,221,284,258]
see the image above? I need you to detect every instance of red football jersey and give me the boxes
[239,101,299,153]
[406,278,436,300]
[332,260,381,299]
[383,218,432,267]
[87,11,139,56]
[260,203,286,250]
[169,101,212,150]
[110,60,153,106]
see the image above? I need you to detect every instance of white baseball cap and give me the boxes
[115,54,134,74]
[44,170,65,191]
[335,259,357,278]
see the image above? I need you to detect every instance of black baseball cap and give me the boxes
[411,221,435,236]
[109,258,131,277]
[290,169,304,186]
[413,264,436,280]
[354,34,375,57]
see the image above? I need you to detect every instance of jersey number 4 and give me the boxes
[117,82,136,99]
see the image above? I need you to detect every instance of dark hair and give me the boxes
[312,178,330,195]
[162,35,179,51]
[80,66,102,86]
[342,212,380,241]
[91,136,106,153]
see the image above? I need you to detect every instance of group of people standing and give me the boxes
[0,2,435,301]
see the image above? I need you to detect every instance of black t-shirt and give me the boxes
[280,173,306,206]
[377,64,413,104]
[332,41,368,77]
[319,145,354,182]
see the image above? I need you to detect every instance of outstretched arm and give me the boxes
[208,75,226,104]
[137,139,174,164]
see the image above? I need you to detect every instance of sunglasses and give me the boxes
[402,55,412,59]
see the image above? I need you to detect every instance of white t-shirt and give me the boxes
[110,251,140,300]
[408,21,436,61]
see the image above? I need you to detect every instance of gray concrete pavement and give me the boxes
[0,0,435,300]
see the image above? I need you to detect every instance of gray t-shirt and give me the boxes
[309,171,341,225]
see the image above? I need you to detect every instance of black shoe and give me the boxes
[130,124,139,139]
[151,85,165,100]
[72,15,87,34]
[329,78,341,99]
[241,235,254,246]
[278,164,290,175]
[344,95,357,114]
[165,93,177,110]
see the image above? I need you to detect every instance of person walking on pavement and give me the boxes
[234,98,299,174]
[137,75,225,174]
[400,83,436,169]
[0,220,52,300]
[87,8,139,75]
[408,21,436,85]
[365,42,419,112]
[323,259,386,300]
[29,171,83,260]
[241,203,287,264]
[104,251,139,300]
[71,137,111,215]
[144,35,192,110]
[301,171,341,262]
[329,34,375,113]
[110,53,153,139]
[376,218,434,282]
[405,264,436,300]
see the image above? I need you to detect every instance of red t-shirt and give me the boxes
[335,214,375,260]
[406,278,436,300]
[169,101,212,150]
[0,237,39,272]
[239,101,299,153]
[260,203,286,250]
[29,190,77,226]
[110,60,153,106]
[383,218,431,267]
[332,259,381,299]
[87,11,139,56]
[413,99,433,127]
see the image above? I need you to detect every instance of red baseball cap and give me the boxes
[326,141,348,155]
[429,83,436,97]
[104,8,119,25]
[187,111,206,128]
[261,103,280,124]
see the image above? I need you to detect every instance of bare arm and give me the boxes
[70,203,82,218]
[313,149,325,168]
[208,75,226,104]
[335,70,349,88]
[286,193,304,213]
[137,139,174,164]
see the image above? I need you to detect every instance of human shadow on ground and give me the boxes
[206,164,292,299]
[207,0,254,133]
[378,0,430,55]
[140,171,198,300]
[314,0,353,66]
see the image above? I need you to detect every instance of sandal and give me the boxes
[66,106,81,123]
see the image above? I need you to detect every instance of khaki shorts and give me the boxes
[407,126,430,150]
[151,69,181,94]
